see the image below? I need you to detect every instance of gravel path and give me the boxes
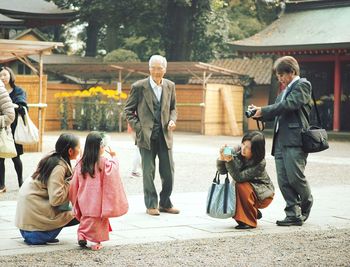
[0,229,349,266]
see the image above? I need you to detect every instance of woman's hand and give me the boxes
[219,145,234,162]
[222,155,233,162]
[105,146,116,157]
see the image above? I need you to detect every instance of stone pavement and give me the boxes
[1,185,350,256]
[0,132,349,256]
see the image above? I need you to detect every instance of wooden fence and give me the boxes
[16,75,47,152]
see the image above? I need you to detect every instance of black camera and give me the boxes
[245,108,257,118]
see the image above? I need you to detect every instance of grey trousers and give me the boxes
[139,135,174,209]
[274,136,313,218]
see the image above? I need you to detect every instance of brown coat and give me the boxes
[217,158,274,201]
[0,82,15,128]
[15,159,74,231]
[124,77,177,150]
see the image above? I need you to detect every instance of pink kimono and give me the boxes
[69,156,128,243]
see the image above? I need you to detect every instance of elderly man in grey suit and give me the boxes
[250,56,313,226]
[124,55,179,216]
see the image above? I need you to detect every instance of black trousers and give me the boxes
[0,156,23,188]
[139,135,174,209]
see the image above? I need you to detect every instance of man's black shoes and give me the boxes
[301,196,313,222]
[276,216,303,226]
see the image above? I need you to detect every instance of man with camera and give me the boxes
[248,56,313,227]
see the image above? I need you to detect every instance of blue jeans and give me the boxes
[20,228,62,245]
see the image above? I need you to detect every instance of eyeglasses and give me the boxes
[150,66,165,71]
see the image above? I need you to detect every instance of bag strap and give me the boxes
[207,172,219,213]
[207,172,231,214]
[310,89,322,125]
[297,86,322,128]
[223,174,230,214]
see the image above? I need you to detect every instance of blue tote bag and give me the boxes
[206,172,236,219]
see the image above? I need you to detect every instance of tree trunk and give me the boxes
[105,25,120,52]
[164,1,193,61]
[85,20,100,57]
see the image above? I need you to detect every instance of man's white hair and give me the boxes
[149,55,167,69]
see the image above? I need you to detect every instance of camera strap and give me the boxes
[255,119,265,131]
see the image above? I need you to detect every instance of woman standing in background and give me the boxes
[0,66,27,191]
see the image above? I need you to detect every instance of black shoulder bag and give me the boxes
[300,89,329,153]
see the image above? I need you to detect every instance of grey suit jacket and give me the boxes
[261,78,312,155]
[124,77,177,150]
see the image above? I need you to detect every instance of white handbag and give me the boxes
[0,126,17,158]
[14,107,39,145]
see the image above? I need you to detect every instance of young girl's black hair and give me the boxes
[81,131,104,179]
[241,131,266,164]
[32,133,79,185]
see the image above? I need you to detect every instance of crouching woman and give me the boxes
[217,131,274,229]
[15,133,81,244]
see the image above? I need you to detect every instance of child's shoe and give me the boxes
[78,234,87,248]
[78,239,87,248]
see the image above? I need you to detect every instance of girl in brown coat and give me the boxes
[16,133,81,245]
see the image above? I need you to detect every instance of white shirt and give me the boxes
[149,77,163,102]
[283,76,300,98]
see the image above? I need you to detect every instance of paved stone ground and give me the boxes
[0,131,349,266]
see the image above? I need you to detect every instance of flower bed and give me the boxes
[55,86,128,131]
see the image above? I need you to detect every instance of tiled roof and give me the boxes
[0,1,76,14]
[232,5,350,52]
[0,13,23,24]
[210,57,273,85]
[29,54,102,64]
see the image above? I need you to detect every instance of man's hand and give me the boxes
[248,104,262,119]
[168,120,176,131]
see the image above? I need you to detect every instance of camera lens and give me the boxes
[245,109,256,118]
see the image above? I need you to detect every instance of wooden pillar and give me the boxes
[220,87,240,136]
[201,71,206,135]
[118,70,122,132]
[38,52,44,151]
[333,53,341,131]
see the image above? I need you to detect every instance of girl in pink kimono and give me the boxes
[69,132,128,250]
